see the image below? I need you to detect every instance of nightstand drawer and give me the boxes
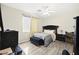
[57,34,66,42]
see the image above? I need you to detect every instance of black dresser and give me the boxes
[0,31,18,50]
[57,34,66,42]
[0,4,18,50]
[0,4,23,55]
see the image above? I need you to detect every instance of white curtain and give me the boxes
[23,16,31,32]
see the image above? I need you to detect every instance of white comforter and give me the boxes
[33,32,56,47]
[34,33,49,40]
[34,32,56,41]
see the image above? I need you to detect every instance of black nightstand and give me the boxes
[57,34,66,42]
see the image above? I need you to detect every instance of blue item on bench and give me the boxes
[30,36,44,46]
[10,45,22,55]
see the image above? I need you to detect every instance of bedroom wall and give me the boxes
[1,4,41,43]
[1,3,78,43]
[41,4,79,34]
[41,14,76,34]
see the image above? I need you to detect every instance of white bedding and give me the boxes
[49,33,56,41]
[33,32,53,47]
[34,32,49,40]
[34,32,56,41]
[33,31,56,47]
[44,30,56,41]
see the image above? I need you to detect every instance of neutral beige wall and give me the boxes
[2,3,77,43]
[41,8,78,34]
[1,4,42,43]
[41,14,76,32]
[1,4,32,43]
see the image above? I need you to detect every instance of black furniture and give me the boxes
[65,32,74,44]
[0,4,18,50]
[62,49,70,55]
[73,16,79,55]
[0,30,18,50]
[57,34,66,42]
[0,4,4,32]
[0,4,22,55]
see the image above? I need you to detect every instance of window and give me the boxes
[23,16,31,32]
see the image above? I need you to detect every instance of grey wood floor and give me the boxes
[20,40,73,55]
[0,40,73,55]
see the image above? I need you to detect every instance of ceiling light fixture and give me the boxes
[37,6,56,17]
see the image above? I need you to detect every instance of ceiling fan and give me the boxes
[36,6,56,16]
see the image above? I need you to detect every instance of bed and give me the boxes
[30,25,59,47]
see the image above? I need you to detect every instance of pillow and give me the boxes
[44,30,56,41]
[44,30,55,34]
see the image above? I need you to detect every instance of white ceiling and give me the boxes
[2,3,79,18]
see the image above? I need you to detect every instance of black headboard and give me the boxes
[43,25,59,38]
[43,25,58,30]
